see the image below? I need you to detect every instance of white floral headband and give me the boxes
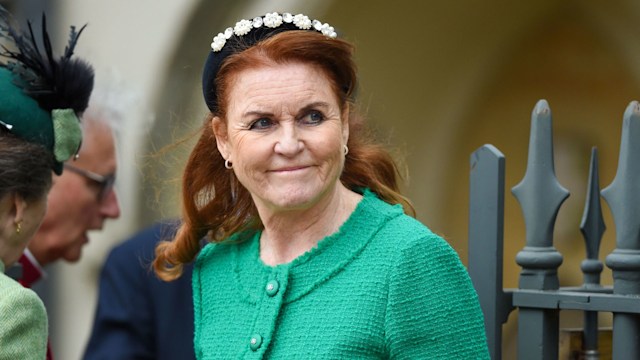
[210,12,337,52]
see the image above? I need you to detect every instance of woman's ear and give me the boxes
[11,194,27,225]
[341,105,350,145]
[211,116,230,159]
[0,194,16,237]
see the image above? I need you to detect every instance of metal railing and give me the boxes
[468,99,640,360]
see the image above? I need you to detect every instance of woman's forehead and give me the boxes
[226,63,338,112]
[231,61,326,85]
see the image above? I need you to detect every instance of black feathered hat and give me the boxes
[0,5,94,174]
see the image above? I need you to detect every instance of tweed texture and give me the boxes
[0,262,48,359]
[193,190,489,359]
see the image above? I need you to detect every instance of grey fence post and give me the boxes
[579,147,606,359]
[511,100,569,360]
[469,144,514,360]
[468,99,640,359]
[602,101,640,360]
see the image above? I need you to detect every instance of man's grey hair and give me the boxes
[82,84,134,135]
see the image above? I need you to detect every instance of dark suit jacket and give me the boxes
[83,221,196,360]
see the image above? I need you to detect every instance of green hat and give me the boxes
[0,6,94,174]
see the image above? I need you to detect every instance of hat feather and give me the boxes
[0,6,94,114]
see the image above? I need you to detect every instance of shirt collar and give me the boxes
[19,249,47,287]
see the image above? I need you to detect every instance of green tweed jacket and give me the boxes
[0,261,48,360]
[193,190,490,359]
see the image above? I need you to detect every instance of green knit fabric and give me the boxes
[0,262,48,359]
[51,108,82,163]
[193,190,490,359]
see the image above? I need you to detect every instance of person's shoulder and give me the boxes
[0,273,46,316]
[365,196,454,258]
[196,230,255,266]
[366,195,438,243]
[384,212,439,241]
[0,271,29,295]
[99,220,181,276]
[110,220,180,258]
[0,274,47,357]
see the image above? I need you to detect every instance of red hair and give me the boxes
[154,31,413,281]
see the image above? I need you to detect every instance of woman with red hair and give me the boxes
[154,12,489,359]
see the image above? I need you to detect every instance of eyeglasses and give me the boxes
[63,164,116,201]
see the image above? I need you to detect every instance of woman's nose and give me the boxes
[273,124,303,156]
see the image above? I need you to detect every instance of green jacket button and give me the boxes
[265,280,279,297]
[250,334,263,351]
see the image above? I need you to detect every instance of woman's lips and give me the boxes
[271,165,309,172]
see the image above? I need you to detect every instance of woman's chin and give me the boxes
[258,189,323,213]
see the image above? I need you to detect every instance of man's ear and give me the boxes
[211,116,230,159]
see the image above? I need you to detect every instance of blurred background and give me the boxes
[3,0,640,358]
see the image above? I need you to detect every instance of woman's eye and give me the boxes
[249,118,273,130]
[302,110,325,125]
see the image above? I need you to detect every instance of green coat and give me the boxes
[193,190,489,359]
[0,261,48,360]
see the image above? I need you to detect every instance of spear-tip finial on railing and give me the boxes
[513,99,569,290]
[603,100,640,295]
[580,147,606,288]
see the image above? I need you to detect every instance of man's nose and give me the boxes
[100,189,121,219]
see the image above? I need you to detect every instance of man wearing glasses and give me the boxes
[17,109,121,288]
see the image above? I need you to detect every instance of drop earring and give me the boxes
[15,221,22,234]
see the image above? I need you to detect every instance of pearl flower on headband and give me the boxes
[234,19,252,36]
[293,14,312,30]
[263,12,283,28]
[210,12,338,52]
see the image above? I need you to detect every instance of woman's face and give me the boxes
[213,62,348,214]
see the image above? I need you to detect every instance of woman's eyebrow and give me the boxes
[242,110,274,119]
[298,101,330,113]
